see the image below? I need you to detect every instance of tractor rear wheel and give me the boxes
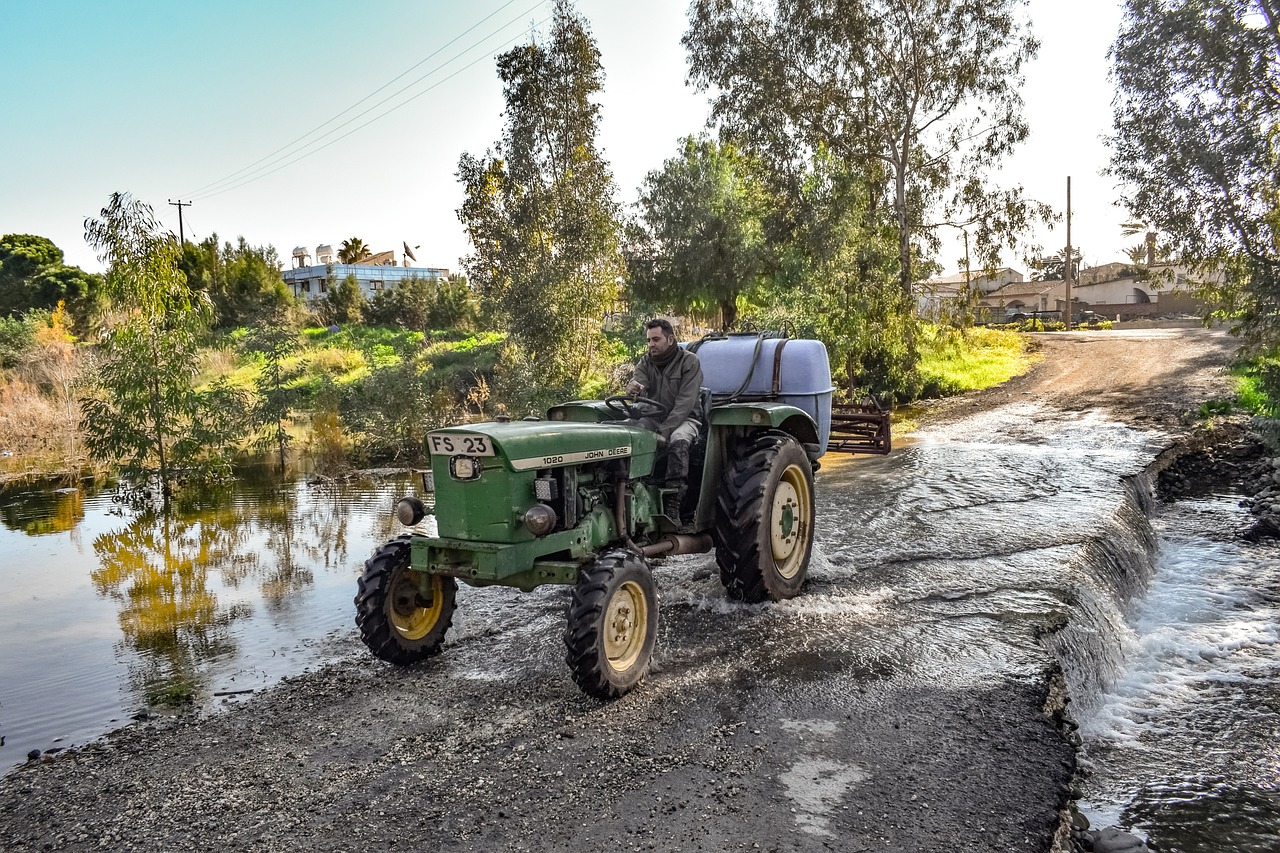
[714,431,815,603]
[355,535,457,665]
[564,550,658,698]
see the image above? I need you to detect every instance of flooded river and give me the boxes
[0,466,407,773]
[2,402,1277,851]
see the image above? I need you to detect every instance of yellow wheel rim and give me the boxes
[603,579,649,672]
[390,571,445,641]
[771,463,811,579]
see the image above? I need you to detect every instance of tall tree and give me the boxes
[0,233,100,319]
[457,0,624,392]
[1029,248,1082,282]
[180,235,292,328]
[1109,0,1279,346]
[626,135,772,330]
[337,237,371,265]
[81,193,247,494]
[685,0,1047,299]
[754,149,918,400]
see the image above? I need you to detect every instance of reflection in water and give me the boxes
[0,464,414,774]
[0,485,86,536]
[91,507,245,705]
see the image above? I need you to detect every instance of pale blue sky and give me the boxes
[0,0,1128,277]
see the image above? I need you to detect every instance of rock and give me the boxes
[1245,513,1280,542]
[1089,827,1149,852]
[1072,811,1091,831]
[27,749,42,761]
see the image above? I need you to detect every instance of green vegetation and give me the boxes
[1231,355,1280,419]
[457,0,624,395]
[1110,0,1280,353]
[917,326,1036,398]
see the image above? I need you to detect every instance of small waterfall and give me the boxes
[1040,469,1160,711]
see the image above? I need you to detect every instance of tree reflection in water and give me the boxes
[83,465,402,706]
[0,485,86,537]
[91,502,247,705]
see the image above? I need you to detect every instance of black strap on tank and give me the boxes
[770,338,790,396]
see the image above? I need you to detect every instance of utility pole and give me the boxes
[1064,177,1072,331]
[168,199,192,248]
[963,228,973,325]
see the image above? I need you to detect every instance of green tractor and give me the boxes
[354,333,890,698]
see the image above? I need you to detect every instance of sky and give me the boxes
[0,0,1130,279]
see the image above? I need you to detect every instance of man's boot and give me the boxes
[665,439,691,521]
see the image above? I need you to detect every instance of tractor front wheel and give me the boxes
[564,550,658,698]
[355,535,457,665]
[714,431,815,603]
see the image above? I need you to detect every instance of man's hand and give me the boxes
[626,379,644,396]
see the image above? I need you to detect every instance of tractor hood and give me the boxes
[426,420,657,473]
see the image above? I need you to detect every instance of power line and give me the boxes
[190,11,552,202]
[182,0,547,200]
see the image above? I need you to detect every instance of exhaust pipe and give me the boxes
[641,533,713,558]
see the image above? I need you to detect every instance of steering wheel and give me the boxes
[604,394,669,421]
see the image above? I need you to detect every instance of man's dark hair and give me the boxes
[645,318,674,337]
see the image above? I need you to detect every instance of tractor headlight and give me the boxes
[523,504,557,536]
[396,496,427,526]
[533,476,559,501]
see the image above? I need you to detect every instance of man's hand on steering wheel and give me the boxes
[604,394,670,421]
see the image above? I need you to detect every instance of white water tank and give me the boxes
[316,244,335,264]
[689,335,836,448]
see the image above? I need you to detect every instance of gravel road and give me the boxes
[0,326,1240,853]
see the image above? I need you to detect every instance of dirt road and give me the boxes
[0,328,1241,853]
[931,327,1238,428]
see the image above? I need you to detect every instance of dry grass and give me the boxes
[0,374,84,478]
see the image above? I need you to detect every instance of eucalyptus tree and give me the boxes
[457,0,624,391]
[1109,0,1280,347]
[626,135,773,330]
[81,193,248,494]
[685,0,1047,300]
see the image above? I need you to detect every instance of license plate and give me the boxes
[428,433,495,457]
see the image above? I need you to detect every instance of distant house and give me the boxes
[916,267,1024,319]
[282,243,449,301]
[1070,263,1209,320]
[981,278,1065,317]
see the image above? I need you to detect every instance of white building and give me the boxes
[916,267,1024,319]
[282,244,449,301]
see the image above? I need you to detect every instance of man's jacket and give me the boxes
[632,346,704,440]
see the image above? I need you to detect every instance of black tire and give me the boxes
[564,550,658,698]
[354,535,457,665]
[714,431,815,603]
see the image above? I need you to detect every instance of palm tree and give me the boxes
[1030,248,1082,282]
[337,237,371,264]
[1119,222,1178,266]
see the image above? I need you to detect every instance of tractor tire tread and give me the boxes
[563,549,656,699]
[713,431,814,603]
[354,535,456,666]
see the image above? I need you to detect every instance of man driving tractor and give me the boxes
[625,318,703,519]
